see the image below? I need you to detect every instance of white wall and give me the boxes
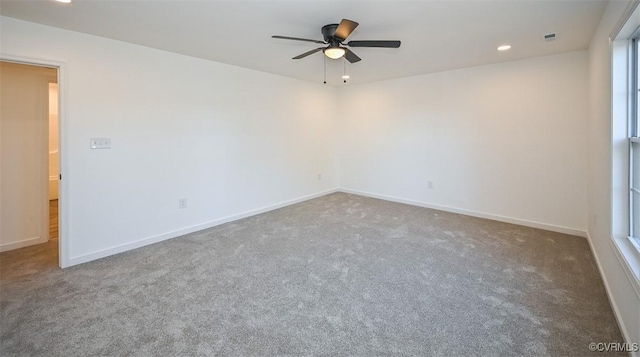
[588,0,640,347]
[338,51,588,235]
[0,17,339,265]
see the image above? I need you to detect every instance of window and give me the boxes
[611,1,640,294]
[632,37,640,250]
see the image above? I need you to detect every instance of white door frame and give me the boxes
[1,53,70,268]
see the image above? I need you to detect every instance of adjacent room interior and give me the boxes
[0,61,59,268]
[0,0,638,356]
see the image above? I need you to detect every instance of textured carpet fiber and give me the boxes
[0,193,623,356]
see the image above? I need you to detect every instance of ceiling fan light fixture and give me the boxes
[324,46,346,59]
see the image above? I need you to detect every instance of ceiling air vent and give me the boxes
[544,33,556,41]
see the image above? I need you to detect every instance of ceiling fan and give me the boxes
[272,19,401,63]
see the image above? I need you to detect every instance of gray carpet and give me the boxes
[0,193,624,356]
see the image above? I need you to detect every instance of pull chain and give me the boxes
[343,59,347,84]
[323,56,327,84]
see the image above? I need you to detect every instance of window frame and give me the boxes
[610,12,640,296]
[630,34,640,251]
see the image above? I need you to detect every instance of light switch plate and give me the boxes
[90,138,111,149]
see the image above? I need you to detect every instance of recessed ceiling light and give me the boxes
[497,45,512,51]
[55,0,72,3]
[342,75,350,79]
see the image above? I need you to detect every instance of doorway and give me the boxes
[0,60,61,270]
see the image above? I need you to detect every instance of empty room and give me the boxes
[0,0,639,356]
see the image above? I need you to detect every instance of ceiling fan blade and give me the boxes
[272,35,326,44]
[347,40,401,48]
[334,19,359,41]
[292,47,324,59]
[344,48,361,63]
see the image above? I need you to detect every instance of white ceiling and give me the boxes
[0,0,607,86]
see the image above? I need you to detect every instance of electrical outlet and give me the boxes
[179,198,187,209]
[90,138,111,149]
[427,180,434,189]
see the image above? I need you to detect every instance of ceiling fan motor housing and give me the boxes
[321,24,340,43]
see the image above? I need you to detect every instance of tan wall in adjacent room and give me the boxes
[49,83,59,200]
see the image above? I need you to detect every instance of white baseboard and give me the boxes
[67,186,587,265]
[585,231,638,355]
[339,188,587,238]
[67,188,339,267]
[0,236,48,252]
